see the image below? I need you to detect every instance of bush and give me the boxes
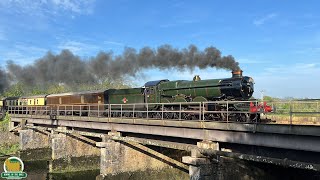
[0,112,10,132]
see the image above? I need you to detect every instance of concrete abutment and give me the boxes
[183,141,220,180]
[96,132,177,179]
[19,128,51,161]
[49,127,101,173]
[18,126,101,173]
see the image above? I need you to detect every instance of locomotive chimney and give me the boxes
[232,70,243,78]
[193,75,201,81]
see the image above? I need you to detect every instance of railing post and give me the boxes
[162,104,164,120]
[98,104,100,118]
[226,101,229,123]
[146,104,149,119]
[121,104,123,119]
[203,102,205,121]
[31,106,33,118]
[199,103,201,121]
[89,105,91,117]
[133,104,135,120]
[80,105,82,117]
[108,104,111,122]
[179,103,181,120]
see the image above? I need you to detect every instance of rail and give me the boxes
[5,100,320,125]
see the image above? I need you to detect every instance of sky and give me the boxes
[0,0,319,98]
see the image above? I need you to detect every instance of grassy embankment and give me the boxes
[263,100,320,125]
[0,113,19,156]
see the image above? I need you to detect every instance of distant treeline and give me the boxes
[1,79,131,98]
[263,96,320,102]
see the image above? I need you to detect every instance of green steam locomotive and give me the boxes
[1,71,270,122]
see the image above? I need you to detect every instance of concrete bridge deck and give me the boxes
[10,114,320,152]
[7,113,320,179]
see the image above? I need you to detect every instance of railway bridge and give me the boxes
[5,102,320,179]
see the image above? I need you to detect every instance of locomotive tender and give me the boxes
[1,71,270,122]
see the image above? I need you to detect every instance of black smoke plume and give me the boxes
[0,68,9,93]
[89,44,240,80]
[4,44,240,92]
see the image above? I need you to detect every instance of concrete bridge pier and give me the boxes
[182,141,219,180]
[96,131,175,179]
[49,127,100,173]
[19,125,51,161]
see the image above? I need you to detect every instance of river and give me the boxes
[1,157,319,180]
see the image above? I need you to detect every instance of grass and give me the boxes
[265,114,320,125]
[0,113,19,156]
[0,112,10,132]
[0,143,19,156]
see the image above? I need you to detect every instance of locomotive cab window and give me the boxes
[144,87,154,95]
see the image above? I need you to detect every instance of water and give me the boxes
[1,157,319,180]
[0,159,188,180]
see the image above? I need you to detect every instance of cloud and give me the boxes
[238,58,271,64]
[160,19,199,28]
[104,41,124,46]
[0,31,6,41]
[57,40,99,55]
[263,63,319,75]
[51,0,95,14]
[0,0,95,16]
[0,43,48,66]
[253,63,320,98]
[253,13,278,26]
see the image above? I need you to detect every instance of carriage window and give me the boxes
[36,99,39,105]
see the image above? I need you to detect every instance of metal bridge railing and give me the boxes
[5,100,320,125]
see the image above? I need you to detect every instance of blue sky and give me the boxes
[0,0,319,98]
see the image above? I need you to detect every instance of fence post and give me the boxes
[289,102,293,125]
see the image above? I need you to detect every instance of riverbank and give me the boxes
[0,114,19,156]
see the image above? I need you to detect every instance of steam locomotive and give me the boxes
[0,71,271,122]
